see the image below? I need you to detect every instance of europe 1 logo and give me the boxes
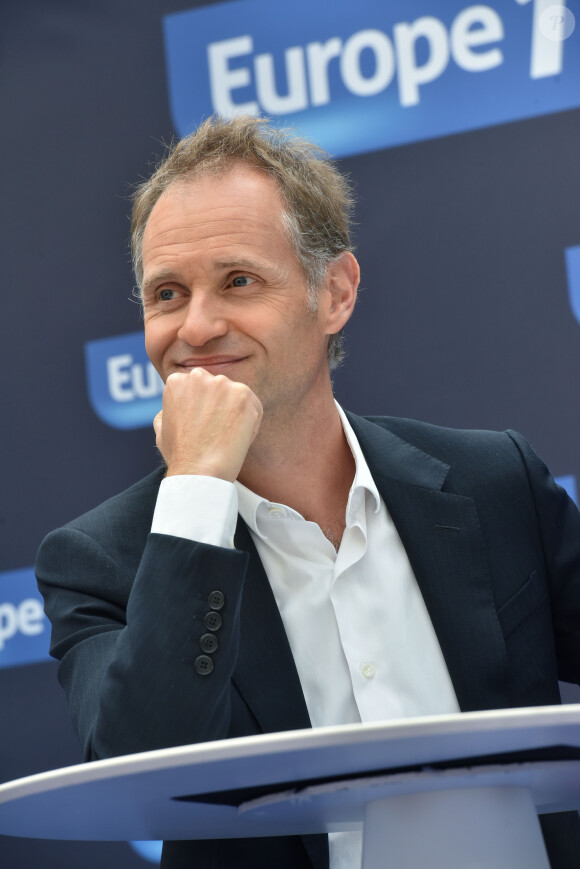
[163,0,579,158]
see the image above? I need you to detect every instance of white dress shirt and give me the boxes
[151,404,460,868]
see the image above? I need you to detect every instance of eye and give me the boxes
[231,275,255,288]
[159,288,177,301]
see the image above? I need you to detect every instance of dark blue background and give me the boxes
[1,1,579,865]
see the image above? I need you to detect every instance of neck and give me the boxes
[238,391,355,534]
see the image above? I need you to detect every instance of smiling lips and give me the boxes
[177,355,249,373]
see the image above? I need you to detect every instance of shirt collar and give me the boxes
[235,402,381,538]
[336,402,381,521]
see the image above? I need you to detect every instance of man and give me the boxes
[37,116,580,868]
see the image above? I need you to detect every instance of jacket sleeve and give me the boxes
[36,527,249,761]
[507,430,580,685]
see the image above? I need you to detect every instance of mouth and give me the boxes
[176,356,249,374]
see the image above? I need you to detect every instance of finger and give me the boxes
[251,400,264,443]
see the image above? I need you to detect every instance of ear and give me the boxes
[323,252,360,335]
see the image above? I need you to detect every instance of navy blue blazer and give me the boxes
[36,414,580,868]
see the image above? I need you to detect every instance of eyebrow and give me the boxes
[212,258,273,273]
[141,270,179,299]
[214,258,290,284]
[141,258,284,297]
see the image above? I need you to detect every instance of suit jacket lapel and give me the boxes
[347,413,511,713]
[232,521,312,733]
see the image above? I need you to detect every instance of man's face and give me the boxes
[141,165,341,421]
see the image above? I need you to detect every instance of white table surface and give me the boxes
[2,704,580,841]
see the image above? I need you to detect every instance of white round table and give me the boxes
[3,705,580,868]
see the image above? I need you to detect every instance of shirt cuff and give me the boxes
[151,475,238,549]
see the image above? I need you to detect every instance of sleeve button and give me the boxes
[200,633,219,654]
[204,611,222,631]
[208,590,225,611]
[194,655,214,676]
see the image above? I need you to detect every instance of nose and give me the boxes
[177,293,229,347]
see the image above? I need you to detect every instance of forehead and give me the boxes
[140,166,298,286]
[144,165,286,245]
[140,165,300,287]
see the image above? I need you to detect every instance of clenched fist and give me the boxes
[153,367,263,481]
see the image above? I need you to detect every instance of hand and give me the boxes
[153,368,263,481]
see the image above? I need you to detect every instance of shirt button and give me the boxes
[269,507,284,517]
[361,662,376,679]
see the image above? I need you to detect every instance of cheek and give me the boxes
[144,320,171,364]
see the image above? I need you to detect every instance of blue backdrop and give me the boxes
[1,0,579,864]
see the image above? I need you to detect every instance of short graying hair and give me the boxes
[131,116,355,368]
